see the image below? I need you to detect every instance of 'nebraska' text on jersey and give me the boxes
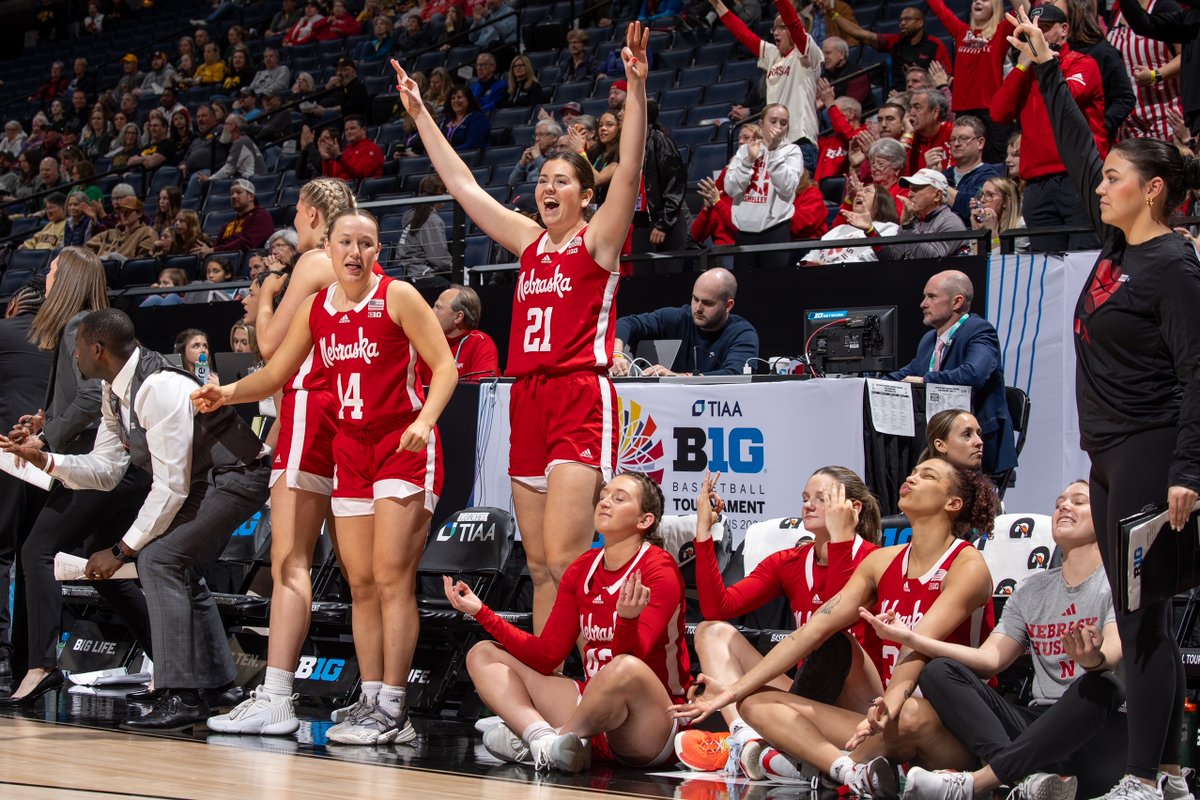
[309,275,425,421]
[865,540,995,686]
[507,227,619,377]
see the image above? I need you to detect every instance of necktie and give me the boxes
[109,390,129,449]
[933,338,946,372]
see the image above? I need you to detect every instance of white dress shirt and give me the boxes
[49,347,196,552]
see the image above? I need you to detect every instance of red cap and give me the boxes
[612,79,628,92]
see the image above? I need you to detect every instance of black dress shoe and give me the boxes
[0,669,64,707]
[126,687,167,705]
[204,684,248,711]
[120,692,208,732]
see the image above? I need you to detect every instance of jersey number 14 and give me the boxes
[337,372,364,420]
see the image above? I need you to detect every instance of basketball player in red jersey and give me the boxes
[443,472,691,773]
[676,468,883,777]
[673,459,998,795]
[207,178,360,736]
[194,209,458,745]
[390,22,649,634]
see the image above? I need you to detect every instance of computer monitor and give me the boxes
[802,306,899,375]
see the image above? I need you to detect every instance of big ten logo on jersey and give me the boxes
[231,510,263,537]
[672,399,764,474]
[564,234,583,255]
[436,511,497,542]
[367,297,384,319]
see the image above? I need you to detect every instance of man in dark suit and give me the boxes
[888,269,1018,477]
[0,280,52,692]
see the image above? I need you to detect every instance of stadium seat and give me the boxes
[679,64,721,88]
[645,70,675,95]
[0,269,31,297]
[446,45,480,71]
[203,193,234,215]
[537,65,561,86]
[721,60,760,83]
[163,254,201,281]
[671,125,718,149]
[656,47,695,72]
[695,42,735,65]
[579,98,609,117]
[689,142,731,182]
[552,81,592,104]
[480,144,523,170]
[361,176,400,199]
[704,80,750,106]
[661,86,704,110]
[119,258,159,288]
[491,106,532,129]
[685,103,733,127]
[820,176,847,206]
[7,248,51,276]
[204,210,238,238]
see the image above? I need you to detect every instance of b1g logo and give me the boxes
[1009,517,1035,538]
[295,656,345,682]
[1133,545,1144,578]
[672,427,765,473]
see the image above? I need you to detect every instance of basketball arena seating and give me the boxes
[0,0,975,287]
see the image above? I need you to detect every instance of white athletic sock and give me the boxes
[830,755,856,783]
[378,684,406,717]
[522,721,556,745]
[729,719,759,745]
[264,666,294,698]
[361,681,383,705]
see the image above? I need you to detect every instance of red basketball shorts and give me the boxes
[508,371,617,491]
[330,412,443,517]
[271,387,338,495]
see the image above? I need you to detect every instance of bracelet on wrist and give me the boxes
[1015,62,1029,73]
[1083,652,1105,671]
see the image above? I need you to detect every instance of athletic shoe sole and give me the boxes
[206,714,300,736]
[739,739,767,781]
[674,730,730,772]
[550,733,592,773]
[1022,775,1078,800]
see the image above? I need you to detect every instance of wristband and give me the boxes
[1083,652,1106,671]
[577,150,587,157]
[43,453,54,474]
[1015,62,1029,73]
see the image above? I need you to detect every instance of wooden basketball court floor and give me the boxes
[0,689,821,800]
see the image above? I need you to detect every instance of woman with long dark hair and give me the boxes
[394,174,451,278]
[0,248,154,707]
[1008,10,1200,799]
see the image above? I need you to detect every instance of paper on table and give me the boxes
[0,450,53,491]
[867,379,915,437]
[925,384,973,423]
[54,552,138,581]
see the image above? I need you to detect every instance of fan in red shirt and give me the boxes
[905,89,956,175]
[815,83,867,182]
[990,3,1106,251]
[674,468,882,777]
[415,284,500,384]
[673,459,998,795]
[321,115,384,181]
[926,0,1015,123]
[833,6,954,90]
[444,472,692,773]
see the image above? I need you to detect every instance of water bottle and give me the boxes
[1183,700,1198,768]
[195,353,209,385]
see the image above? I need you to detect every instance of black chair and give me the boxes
[411,507,520,713]
[1006,385,1032,458]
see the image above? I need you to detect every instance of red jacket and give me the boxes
[815,105,867,181]
[317,12,362,40]
[790,183,830,239]
[215,206,274,252]
[322,137,384,181]
[990,45,1107,180]
[690,168,738,246]
[926,0,1014,111]
[907,120,955,175]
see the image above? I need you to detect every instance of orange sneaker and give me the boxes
[675,729,733,772]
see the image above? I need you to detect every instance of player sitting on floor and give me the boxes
[878,479,1128,800]
[675,467,882,778]
[443,472,691,773]
[673,458,999,797]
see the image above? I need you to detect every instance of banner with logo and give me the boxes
[472,379,866,548]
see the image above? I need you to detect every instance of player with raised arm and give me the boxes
[389,23,649,635]
[194,209,457,745]
[671,459,998,796]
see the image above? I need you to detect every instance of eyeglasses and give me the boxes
[979,190,1001,199]
[949,135,983,144]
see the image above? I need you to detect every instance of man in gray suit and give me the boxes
[0,309,270,730]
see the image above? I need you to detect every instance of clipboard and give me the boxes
[1117,500,1200,614]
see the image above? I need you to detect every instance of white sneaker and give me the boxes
[206,687,300,736]
[330,695,370,724]
[326,702,404,745]
[474,715,504,734]
[482,723,532,764]
[1161,772,1195,800]
[1008,773,1078,800]
[529,732,592,773]
[758,745,820,786]
[842,756,901,799]
[736,738,767,780]
[1090,777,1165,800]
[903,766,973,800]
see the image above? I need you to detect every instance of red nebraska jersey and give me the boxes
[506,228,620,378]
[309,275,425,421]
[474,543,692,699]
[865,540,994,686]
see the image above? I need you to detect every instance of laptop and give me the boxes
[633,338,683,370]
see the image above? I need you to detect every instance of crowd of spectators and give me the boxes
[1,0,1198,285]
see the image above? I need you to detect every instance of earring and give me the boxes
[1147,196,1155,208]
